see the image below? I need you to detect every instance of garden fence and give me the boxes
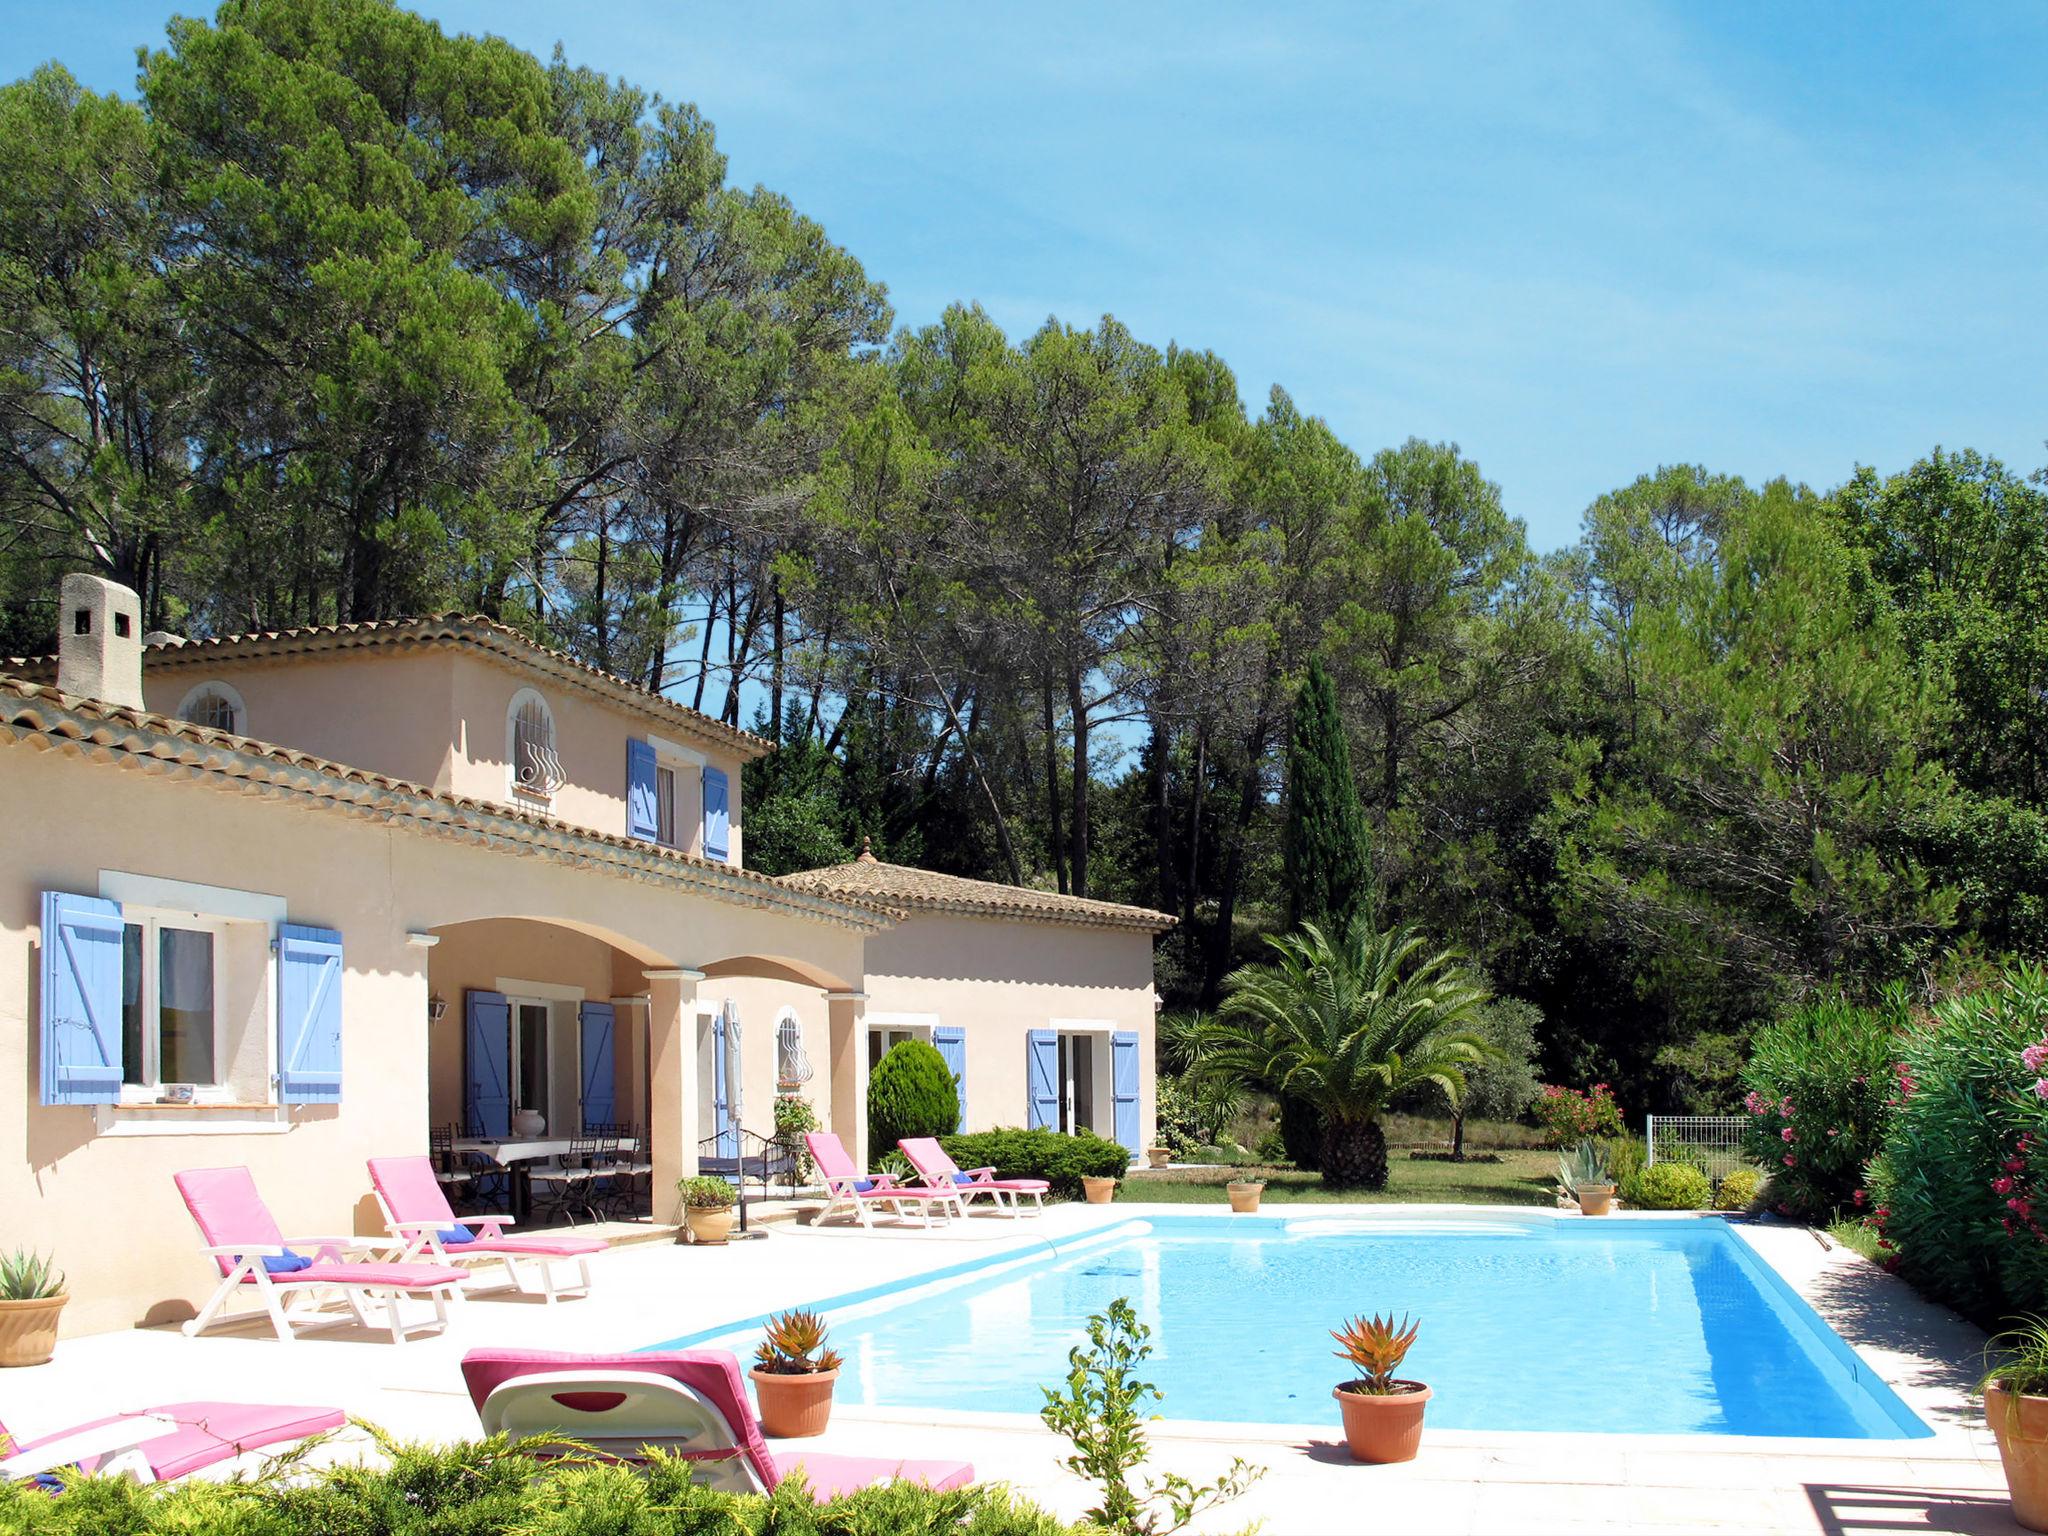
[1643,1115,1751,1182]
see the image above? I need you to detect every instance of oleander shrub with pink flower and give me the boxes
[1737,992,1903,1220]
[1867,964,2048,1321]
[1531,1082,1623,1147]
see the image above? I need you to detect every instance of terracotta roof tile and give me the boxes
[779,853,1175,934]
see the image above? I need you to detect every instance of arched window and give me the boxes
[176,682,246,735]
[506,688,562,796]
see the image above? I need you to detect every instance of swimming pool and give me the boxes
[658,1213,1929,1439]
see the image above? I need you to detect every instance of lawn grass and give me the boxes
[1122,1147,1558,1206]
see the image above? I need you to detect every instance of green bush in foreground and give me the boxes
[1625,1161,1713,1210]
[942,1128,1131,1199]
[1713,1167,1764,1211]
[868,1039,961,1154]
[0,1434,1079,1536]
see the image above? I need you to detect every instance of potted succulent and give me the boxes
[750,1308,843,1438]
[1558,1140,1616,1216]
[677,1175,737,1245]
[0,1249,67,1367]
[1081,1174,1119,1204]
[1227,1178,1264,1214]
[1331,1312,1429,1463]
[1145,1145,1172,1170]
[1983,1316,2048,1532]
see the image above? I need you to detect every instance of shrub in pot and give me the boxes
[0,1249,65,1367]
[750,1308,842,1438]
[676,1175,736,1245]
[1557,1140,1615,1215]
[1983,1316,2048,1532]
[1331,1312,1428,1462]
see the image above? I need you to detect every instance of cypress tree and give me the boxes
[1283,655,1374,931]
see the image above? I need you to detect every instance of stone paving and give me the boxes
[0,1203,2019,1534]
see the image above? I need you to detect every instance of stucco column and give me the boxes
[826,989,869,1170]
[645,968,703,1223]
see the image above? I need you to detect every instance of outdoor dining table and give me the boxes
[453,1137,638,1226]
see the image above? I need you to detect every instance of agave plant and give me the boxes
[1556,1139,1614,1196]
[1980,1315,2048,1399]
[1194,920,1490,1189]
[0,1248,64,1301]
[754,1308,844,1376]
[1331,1312,1419,1395]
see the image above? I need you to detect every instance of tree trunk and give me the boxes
[1042,678,1068,894]
[769,576,785,744]
[1320,1118,1390,1191]
[1451,1112,1466,1162]
[1068,661,1090,898]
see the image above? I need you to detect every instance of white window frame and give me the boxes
[175,681,247,735]
[646,734,706,853]
[117,908,231,1101]
[506,687,562,800]
[866,1011,937,1075]
[1048,1018,1117,1138]
[655,761,680,848]
[495,976,585,1132]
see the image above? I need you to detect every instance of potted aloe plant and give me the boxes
[1983,1315,2048,1532]
[1331,1312,1429,1463]
[1558,1140,1616,1216]
[677,1176,736,1246]
[750,1308,843,1438]
[0,1248,66,1367]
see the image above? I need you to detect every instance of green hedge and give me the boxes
[1738,993,1900,1220]
[0,1436,1078,1535]
[1867,964,2048,1322]
[1625,1161,1713,1210]
[941,1127,1131,1199]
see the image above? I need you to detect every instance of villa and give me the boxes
[1,574,1170,1336]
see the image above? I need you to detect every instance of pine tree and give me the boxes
[1283,655,1374,931]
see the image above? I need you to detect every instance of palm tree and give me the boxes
[1194,920,1491,1189]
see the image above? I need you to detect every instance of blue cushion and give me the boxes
[953,1172,974,1185]
[260,1249,311,1274]
[853,1178,874,1193]
[438,1225,476,1245]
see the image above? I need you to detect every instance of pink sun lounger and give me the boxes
[1,1400,344,1484]
[898,1137,1048,1215]
[461,1348,972,1497]
[802,1131,964,1228]
[174,1165,469,1344]
[368,1155,606,1304]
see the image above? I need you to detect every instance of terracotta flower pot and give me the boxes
[0,1294,66,1368]
[1576,1184,1615,1217]
[751,1366,839,1438]
[1146,1147,1172,1169]
[1227,1181,1263,1214]
[1987,1384,2048,1532]
[684,1207,735,1245]
[1334,1380,1431,1463]
[1082,1176,1118,1205]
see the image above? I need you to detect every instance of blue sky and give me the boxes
[13,2,2046,551]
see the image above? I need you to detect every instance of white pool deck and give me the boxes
[2,1202,2019,1535]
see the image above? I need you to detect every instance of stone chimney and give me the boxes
[55,573,145,710]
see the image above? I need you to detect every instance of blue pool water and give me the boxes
[660,1215,1928,1438]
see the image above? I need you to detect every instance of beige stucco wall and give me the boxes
[0,741,859,1337]
[142,648,748,864]
[861,913,1158,1148]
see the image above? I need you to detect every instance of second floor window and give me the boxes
[508,690,562,796]
[177,682,245,735]
[656,763,679,847]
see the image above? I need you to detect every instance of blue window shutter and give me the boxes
[465,990,512,1138]
[579,1001,617,1128]
[1111,1031,1141,1157]
[40,891,124,1106]
[277,924,344,1103]
[933,1025,967,1133]
[626,739,659,841]
[1026,1030,1059,1130]
[712,1006,735,1156]
[702,767,730,861]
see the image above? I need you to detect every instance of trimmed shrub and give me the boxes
[1532,1083,1623,1147]
[1714,1167,1764,1211]
[0,1435,1077,1535]
[1626,1161,1713,1210]
[1867,964,2048,1321]
[867,1039,959,1154]
[1739,993,1900,1220]
[941,1127,1131,1199]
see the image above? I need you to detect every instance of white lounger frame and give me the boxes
[380,1207,595,1304]
[182,1239,465,1345]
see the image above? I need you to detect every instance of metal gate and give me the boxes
[1644,1114,1750,1182]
